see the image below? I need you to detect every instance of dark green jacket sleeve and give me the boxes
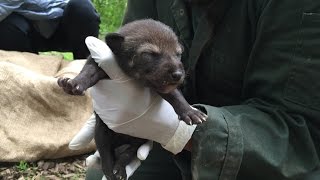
[192,103,319,180]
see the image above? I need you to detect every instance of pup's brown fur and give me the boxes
[58,19,207,180]
[107,20,185,94]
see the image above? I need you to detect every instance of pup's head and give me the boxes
[105,19,185,94]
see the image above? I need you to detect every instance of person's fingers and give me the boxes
[85,36,111,60]
[126,157,142,178]
[137,141,153,160]
[86,151,101,170]
[69,114,96,150]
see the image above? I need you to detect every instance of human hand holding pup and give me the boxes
[69,36,197,153]
[60,20,208,180]
[64,36,200,179]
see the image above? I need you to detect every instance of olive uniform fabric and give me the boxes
[121,0,320,179]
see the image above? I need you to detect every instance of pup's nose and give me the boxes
[171,71,183,81]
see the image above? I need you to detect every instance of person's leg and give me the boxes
[50,0,100,59]
[0,13,35,52]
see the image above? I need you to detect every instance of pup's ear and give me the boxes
[105,33,124,54]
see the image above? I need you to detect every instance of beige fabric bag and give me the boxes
[0,50,95,162]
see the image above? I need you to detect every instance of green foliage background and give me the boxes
[92,0,127,37]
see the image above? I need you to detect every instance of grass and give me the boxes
[0,156,87,179]
[39,51,74,61]
[16,161,29,172]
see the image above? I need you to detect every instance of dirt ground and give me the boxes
[0,154,89,180]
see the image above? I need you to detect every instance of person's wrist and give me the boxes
[162,121,196,154]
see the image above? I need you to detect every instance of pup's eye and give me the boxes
[141,51,159,59]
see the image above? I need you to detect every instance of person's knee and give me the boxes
[64,0,100,22]
[0,14,33,52]
[0,13,31,35]
[59,0,100,58]
[63,0,100,38]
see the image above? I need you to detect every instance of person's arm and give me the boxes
[189,101,319,179]
[0,1,24,21]
[188,0,320,179]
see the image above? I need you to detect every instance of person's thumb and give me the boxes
[137,141,153,160]
[69,114,96,150]
[85,36,113,62]
[85,36,129,81]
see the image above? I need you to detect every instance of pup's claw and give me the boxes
[113,165,127,180]
[57,77,85,96]
[57,77,69,87]
[200,113,208,122]
[179,107,208,125]
[180,116,192,125]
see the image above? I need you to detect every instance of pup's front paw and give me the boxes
[57,77,85,95]
[179,107,208,125]
[113,165,127,180]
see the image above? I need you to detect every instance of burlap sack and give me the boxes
[0,50,95,162]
